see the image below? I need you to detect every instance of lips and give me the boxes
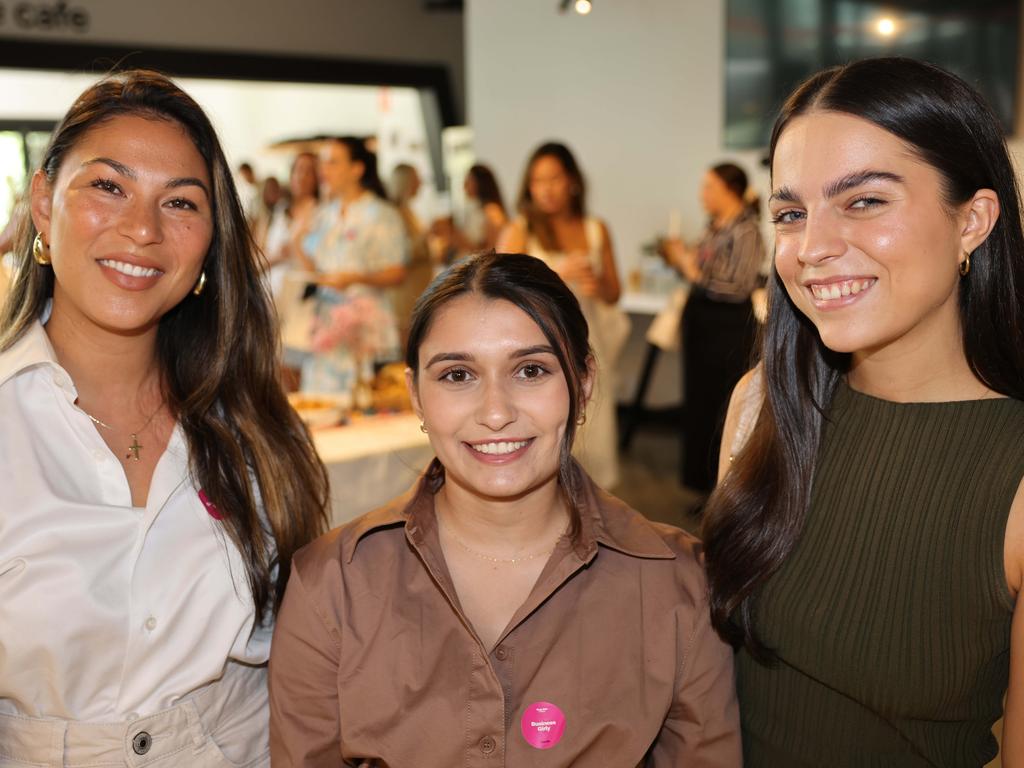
[807,278,876,301]
[469,440,530,456]
[97,258,163,278]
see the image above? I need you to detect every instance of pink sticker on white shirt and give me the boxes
[520,701,566,749]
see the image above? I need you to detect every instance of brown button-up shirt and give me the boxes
[269,468,740,767]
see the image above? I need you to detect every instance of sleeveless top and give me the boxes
[523,217,625,488]
[737,381,1024,767]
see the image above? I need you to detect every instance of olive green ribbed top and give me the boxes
[738,382,1024,767]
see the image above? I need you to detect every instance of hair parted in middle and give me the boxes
[405,251,593,539]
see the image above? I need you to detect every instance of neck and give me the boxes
[713,199,745,227]
[342,185,368,205]
[44,301,163,412]
[436,472,569,554]
[847,313,991,402]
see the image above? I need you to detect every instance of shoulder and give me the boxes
[292,499,409,589]
[717,366,764,480]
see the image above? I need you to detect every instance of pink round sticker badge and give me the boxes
[520,701,566,750]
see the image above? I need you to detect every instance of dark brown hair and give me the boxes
[0,69,329,615]
[702,57,1024,660]
[405,252,592,538]
[467,163,507,215]
[516,142,587,252]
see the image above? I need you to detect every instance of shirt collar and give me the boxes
[0,318,72,393]
[342,460,675,563]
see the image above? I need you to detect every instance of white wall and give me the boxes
[0,0,465,120]
[467,0,768,279]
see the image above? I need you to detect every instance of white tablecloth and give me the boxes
[311,412,434,527]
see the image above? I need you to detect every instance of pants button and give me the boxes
[132,730,152,755]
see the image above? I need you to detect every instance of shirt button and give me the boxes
[479,735,496,754]
[494,646,509,661]
[132,731,152,755]
[144,616,157,631]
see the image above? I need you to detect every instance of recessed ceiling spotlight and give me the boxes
[575,0,592,14]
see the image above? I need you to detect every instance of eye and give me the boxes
[90,178,123,195]
[439,367,474,384]
[770,209,804,225]
[515,363,551,381]
[166,197,199,212]
[849,196,886,210]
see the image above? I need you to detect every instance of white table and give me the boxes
[311,412,434,527]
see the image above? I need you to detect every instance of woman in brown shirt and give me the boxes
[268,252,740,767]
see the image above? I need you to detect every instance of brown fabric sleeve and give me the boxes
[269,562,344,768]
[649,594,742,766]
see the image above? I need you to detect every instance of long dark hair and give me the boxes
[332,135,387,200]
[702,57,1024,660]
[406,252,592,539]
[516,142,587,252]
[1,70,329,614]
[467,163,507,215]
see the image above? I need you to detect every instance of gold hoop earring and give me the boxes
[419,423,428,434]
[959,252,971,277]
[32,234,50,266]
[192,270,207,296]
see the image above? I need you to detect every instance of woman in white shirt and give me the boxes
[0,70,328,767]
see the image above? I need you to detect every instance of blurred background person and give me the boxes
[661,162,764,495]
[292,136,407,394]
[236,160,262,229]
[498,141,626,489]
[262,152,320,390]
[388,162,433,348]
[458,163,508,253]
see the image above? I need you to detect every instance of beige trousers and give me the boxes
[0,663,268,768]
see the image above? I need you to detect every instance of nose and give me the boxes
[475,377,517,432]
[117,197,164,246]
[797,210,844,266]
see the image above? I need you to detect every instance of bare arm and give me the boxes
[717,367,763,484]
[316,265,407,291]
[1002,475,1024,765]
[596,219,621,304]
[495,219,527,253]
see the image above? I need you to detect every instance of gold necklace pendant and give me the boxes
[126,434,143,461]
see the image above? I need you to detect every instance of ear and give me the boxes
[959,188,1000,256]
[29,170,54,241]
[405,367,424,424]
[580,355,596,410]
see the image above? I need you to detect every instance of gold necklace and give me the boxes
[440,519,564,566]
[80,401,164,462]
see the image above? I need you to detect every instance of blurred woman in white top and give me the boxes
[498,142,625,488]
[0,70,328,767]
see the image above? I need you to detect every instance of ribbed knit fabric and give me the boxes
[738,382,1024,767]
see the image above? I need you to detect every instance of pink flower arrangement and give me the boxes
[310,293,389,357]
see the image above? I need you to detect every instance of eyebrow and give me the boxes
[770,169,905,205]
[83,157,211,198]
[424,345,557,368]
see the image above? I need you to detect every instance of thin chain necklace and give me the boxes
[440,518,565,566]
[81,401,164,462]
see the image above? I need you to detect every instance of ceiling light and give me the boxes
[575,0,592,14]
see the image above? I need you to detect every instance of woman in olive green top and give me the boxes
[704,58,1024,766]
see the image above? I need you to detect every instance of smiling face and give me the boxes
[409,294,577,503]
[31,113,213,338]
[770,110,979,362]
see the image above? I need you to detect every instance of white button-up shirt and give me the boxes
[0,321,270,720]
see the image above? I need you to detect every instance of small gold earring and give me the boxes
[192,270,207,296]
[419,423,428,433]
[959,252,971,277]
[32,233,50,266]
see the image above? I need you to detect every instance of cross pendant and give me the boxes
[126,434,143,461]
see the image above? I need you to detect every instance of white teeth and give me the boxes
[99,259,162,278]
[471,440,529,455]
[810,279,875,300]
